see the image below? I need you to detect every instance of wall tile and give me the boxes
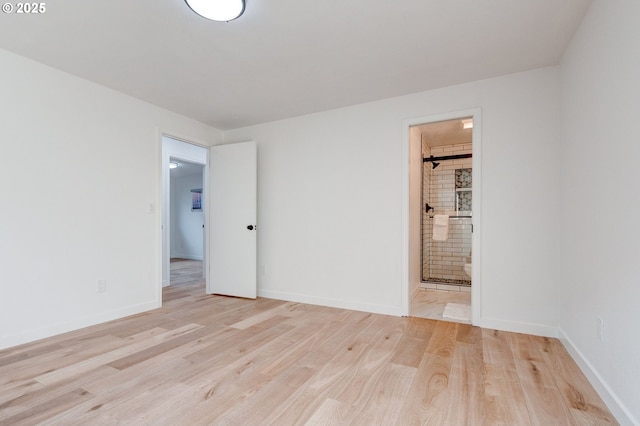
[422,143,472,285]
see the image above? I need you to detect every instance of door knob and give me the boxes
[247,225,255,230]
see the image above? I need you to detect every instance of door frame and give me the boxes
[158,131,210,300]
[401,108,482,325]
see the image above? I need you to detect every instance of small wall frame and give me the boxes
[191,188,202,211]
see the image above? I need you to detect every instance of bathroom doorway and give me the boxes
[404,110,481,325]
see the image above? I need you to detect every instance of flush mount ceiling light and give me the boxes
[461,119,474,130]
[185,0,245,22]
[169,162,179,169]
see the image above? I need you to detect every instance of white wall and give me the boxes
[559,1,640,423]
[0,49,220,349]
[224,67,562,332]
[170,173,204,260]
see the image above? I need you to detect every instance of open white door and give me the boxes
[207,141,257,298]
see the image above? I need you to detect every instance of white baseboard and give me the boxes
[479,317,559,338]
[558,328,638,426]
[257,289,403,317]
[0,300,161,351]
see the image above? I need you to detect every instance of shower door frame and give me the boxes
[401,108,482,325]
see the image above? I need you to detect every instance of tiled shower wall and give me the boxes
[422,143,472,284]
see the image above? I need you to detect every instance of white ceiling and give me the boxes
[417,118,473,149]
[0,0,591,130]
[169,159,204,178]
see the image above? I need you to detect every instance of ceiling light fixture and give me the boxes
[184,0,245,22]
[169,162,179,169]
[461,119,473,130]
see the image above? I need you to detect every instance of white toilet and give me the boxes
[463,262,472,279]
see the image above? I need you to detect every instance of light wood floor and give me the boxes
[410,288,471,324]
[0,265,616,425]
[169,258,205,288]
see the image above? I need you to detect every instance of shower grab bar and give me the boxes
[428,215,472,219]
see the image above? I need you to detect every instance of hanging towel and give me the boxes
[432,214,449,241]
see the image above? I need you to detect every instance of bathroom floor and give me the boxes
[410,288,471,324]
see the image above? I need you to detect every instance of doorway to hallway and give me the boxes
[161,135,208,289]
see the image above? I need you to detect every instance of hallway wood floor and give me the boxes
[169,258,204,288]
[0,265,616,425]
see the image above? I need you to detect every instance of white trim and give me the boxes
[470,111,482,325]
[559,329,639,426]
[160,129,212,152]
[0,301,160,351]
[155,128,165,293]
[401,108,482,324]
[258,289,403,317]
